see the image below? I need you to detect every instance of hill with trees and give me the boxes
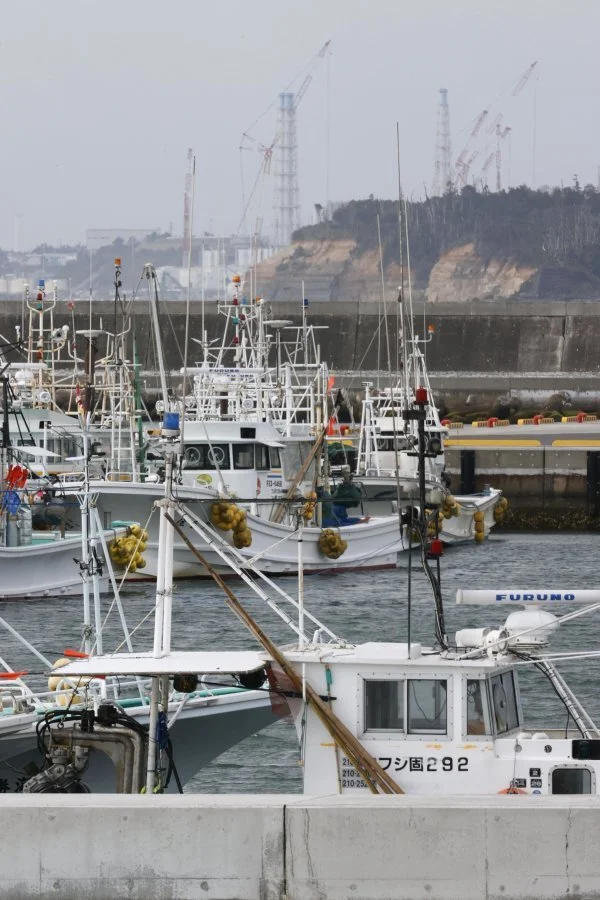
[288,182,600,300]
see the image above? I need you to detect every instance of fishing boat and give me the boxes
[0,457,280,794]
[0,321,133,599]
[273,586,600,797]
[51,393,600,798]
[350,350,504,544]
[21,267,408,577]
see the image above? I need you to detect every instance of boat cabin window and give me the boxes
[255,445,281,471]
[255,445,269,471]
[551,767,593,794]
[282,443,313,482]
[232,444,254,470]
[490,672,519,734]
[363,678,447,734]
[183,443,231,470]
[364,680,404,731]
[407,679,447,734]
[377,436,408,453]
[466,679,491,735]
[45,437,81,459]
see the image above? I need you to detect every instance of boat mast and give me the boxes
[145,264,171,413]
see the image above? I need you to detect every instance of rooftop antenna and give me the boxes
[432,88,452,196]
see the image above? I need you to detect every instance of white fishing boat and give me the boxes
[276,589,600,797]
[258,395,600,797]
[0,445,280,792]
[56,427,406,578]
[0,337,131,600]
[351,358,505,544]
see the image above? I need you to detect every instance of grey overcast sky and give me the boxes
[2,0,598,249]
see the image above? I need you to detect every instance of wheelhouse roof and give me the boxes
[179,420,284,447]
[52,650,267,678]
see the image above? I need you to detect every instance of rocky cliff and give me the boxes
[257,188,600,303]
[426,244,537,302]
[254,239,537,304]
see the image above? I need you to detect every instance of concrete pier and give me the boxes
[2,793,600,899]
[443,422,600,514]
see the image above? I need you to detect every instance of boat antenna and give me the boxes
[394,126,413,646]
[403,388,448,649]
[181,151,196,450]
[88,248,93,336]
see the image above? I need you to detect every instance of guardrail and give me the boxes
[441,414,599,428]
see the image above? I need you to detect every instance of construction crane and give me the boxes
[482,152,495,174]
[512,61,538,97]
[495,125,512,191]
[456,150,480,188]
[487,112,503,135]
[453,109,488,185]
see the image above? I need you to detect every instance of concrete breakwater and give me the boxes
[3,297,600,409]
[2,793,599,899]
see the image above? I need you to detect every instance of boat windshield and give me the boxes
[490,671,520,734]
[467,679,490,735]
[183,443,231,470]
[232,444,254,470]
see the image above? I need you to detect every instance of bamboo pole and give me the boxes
[164,513,403,795]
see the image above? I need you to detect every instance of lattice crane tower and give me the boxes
[273,92,301,248]
[182,148,193,268]
[432,88,452,196]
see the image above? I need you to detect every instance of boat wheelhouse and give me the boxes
[278,589,600,796]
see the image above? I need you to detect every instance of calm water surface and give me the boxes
[3,532,599,794]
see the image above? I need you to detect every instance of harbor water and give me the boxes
[3,532,599,795]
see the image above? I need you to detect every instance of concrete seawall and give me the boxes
[2,793,599,899]
[3,297,600,377]
[4,298,600,412]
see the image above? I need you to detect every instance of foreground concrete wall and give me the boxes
[0,794,288,900]
[1,793,600,899]
[286,795,600,900]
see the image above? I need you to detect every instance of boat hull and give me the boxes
[66,482,406,578]
[0,537,109,600]
[0,689,279,793]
